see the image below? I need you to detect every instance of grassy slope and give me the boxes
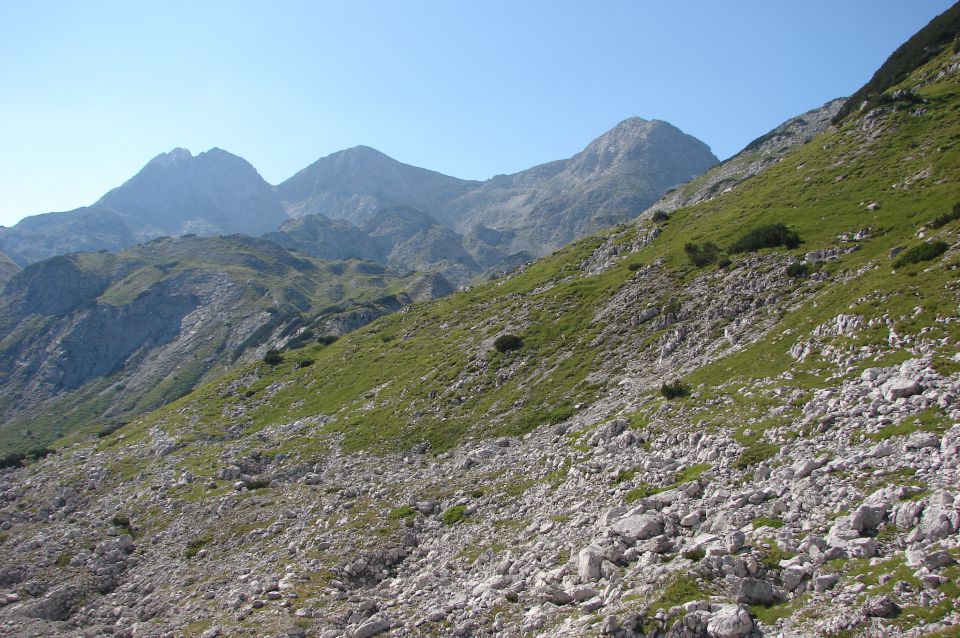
[95,49,959,480]
[0,236,428,455]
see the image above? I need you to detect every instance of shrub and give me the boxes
[297,358,314,368]
[652,211,669,222]
[893,240,949,268]
[735,442,780,469]
[317,334,339,345]
[441,505,468,526]
[627,262,642,271]
[111,514,131,529]
[184,534,212,559]
[786,262,810,278]
[263,349,283,365]
[684,241,722,267]
[661,380,690,399]
[244,478,271,490]
[683,548,706,561]
[729,224,800,253]
[493,334,523,353]
[929,202,960,229]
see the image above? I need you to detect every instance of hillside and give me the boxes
[644,99,845,216]
[0,250,19,284]
[1,28,960,638]
[0,235,451,455]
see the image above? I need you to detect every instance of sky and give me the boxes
[0,0,955,227]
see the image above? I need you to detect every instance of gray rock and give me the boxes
[609,513,664,542]
[578,545,605,582]
[736,577,775,605]
[863,594,900,618]
[707,604,754,638]
[881,376,921,402]
[350,616,391,638]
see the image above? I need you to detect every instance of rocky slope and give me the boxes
[644,99,846,217]
[1,21,959,638]
[0,235,451,455]
[266,208,528,287]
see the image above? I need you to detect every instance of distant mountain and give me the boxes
[644,99,846,216]
[439,118,718,251]
[276,145,478,223]
[0,148,288,263]
[0,118,717,272]
[0,235,451,453]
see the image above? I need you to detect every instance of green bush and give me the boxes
[684,241,722,267]
[111,514,131,529]
[652,211,669,222]
[493,334,523,353]
[893,240,949,268]
[317,334,339,345]
[729,224,800,253]
[661,380,690,399]
[735,442,780,469]
[297,358,315,368]
[263,349,283,365]
[929,202,960,228]
[244,478,270,490]
[441,505,468,526]
[786,262,810,278]
[627,262,642,271]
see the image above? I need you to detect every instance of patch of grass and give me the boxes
[387,505,417,520]
[625,483,662,504]
[673,463,711,484]
[649,573,712,612]
[752,516,785,529]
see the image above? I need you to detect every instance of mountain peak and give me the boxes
[146,147,193,168]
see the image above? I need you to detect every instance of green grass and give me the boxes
[735,442,780,469]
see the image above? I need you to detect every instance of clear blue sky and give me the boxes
[0,0,955,227]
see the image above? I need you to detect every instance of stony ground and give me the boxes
[0,236,958,638]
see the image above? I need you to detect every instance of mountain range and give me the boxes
[0,118,717,285]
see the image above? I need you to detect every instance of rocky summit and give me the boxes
[2,7,960,638]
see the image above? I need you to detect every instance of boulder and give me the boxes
[736,577,776,605]
[578,545,604,582]
[880,376,921,402]
[707,604,754,638]
[609,513,664,542]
